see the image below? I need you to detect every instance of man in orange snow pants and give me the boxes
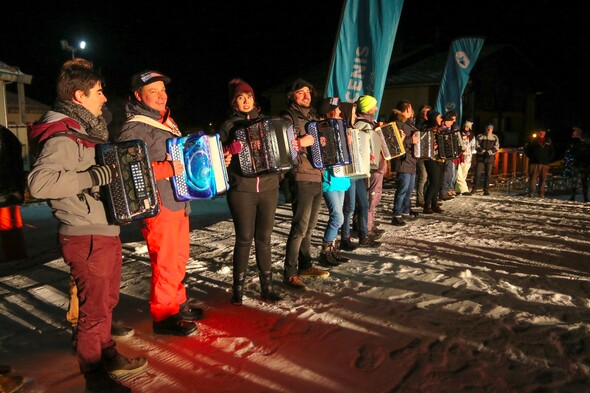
[117,70,204,336]
[142,206,190,319]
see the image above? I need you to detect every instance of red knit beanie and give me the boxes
[228,78,254,105]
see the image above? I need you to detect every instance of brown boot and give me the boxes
[319,242,340,267]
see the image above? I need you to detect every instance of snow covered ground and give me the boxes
[1,182,589,393]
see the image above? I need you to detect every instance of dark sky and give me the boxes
[3,1,587,129]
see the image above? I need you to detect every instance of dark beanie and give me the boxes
[228,78,254,105]
[427,110,441,125]
[287,78,314,94]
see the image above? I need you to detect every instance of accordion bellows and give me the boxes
[374,122,405,160]
[332,128,371,179]
[166,133,229,200]
[96,140,159,225]
[234,117,298,177]
[305,118,352,169]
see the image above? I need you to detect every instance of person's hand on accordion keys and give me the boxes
[165,153,184,176]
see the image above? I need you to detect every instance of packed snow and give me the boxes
[1,181,589,393]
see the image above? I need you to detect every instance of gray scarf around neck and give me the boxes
[53,100,109,142]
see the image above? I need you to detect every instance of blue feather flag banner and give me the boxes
[435,37,485,125]
[325,0,404,117]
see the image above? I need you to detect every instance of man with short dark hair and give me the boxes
[472,124,500,195]
[28,58,147,393]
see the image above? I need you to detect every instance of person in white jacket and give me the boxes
[455,120,477,195]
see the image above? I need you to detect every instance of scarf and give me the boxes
[356,112,377,127]
[52,100,109,142]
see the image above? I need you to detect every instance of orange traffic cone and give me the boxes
[0,205,27,262]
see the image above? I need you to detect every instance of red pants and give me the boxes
[60,234,121,374]
[142,206,189,322]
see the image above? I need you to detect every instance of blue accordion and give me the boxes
[305,118,352,169]
[166,133,229,200]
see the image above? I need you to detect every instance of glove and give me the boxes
[223,140,242,155]
[88,165,114,186]
[487,150,494,155]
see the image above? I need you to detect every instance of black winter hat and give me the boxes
[287,78,314,94]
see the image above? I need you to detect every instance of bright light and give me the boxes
[60,39,87,59]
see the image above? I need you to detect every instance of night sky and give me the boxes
[3,1,587,132]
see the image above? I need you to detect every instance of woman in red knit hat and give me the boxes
[218,78,283,305]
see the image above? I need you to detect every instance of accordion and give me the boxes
[414,130,435,159]
[234,116,298,177]
[305,118,352,169]
[436,131,462,160]
[166,133,229,200]
[374,122,405,160]
[96,140,159,225]
[332,128,371,179]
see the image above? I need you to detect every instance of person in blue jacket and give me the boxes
[316,97,351,266]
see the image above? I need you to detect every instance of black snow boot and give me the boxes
[231,271,246,306]
[260,271,282,302]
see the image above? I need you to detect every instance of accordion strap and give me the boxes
[46,130,106,146]
[127,115,182,137]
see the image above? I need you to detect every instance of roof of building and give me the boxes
[5,91,50,113]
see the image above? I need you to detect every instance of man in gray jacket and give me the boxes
[28,58,147,393]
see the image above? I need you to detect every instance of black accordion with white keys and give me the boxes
[166,132,229,201]
[305,118,351,169]
[436,131,462,160]
[234,116,298,177]
[332,128,371,179]
[96,140,159,225]
[414,130,435,159]
[374,122,405,160]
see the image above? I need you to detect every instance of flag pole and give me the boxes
[324,0,348,98]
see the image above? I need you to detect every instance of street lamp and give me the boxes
[60,40,86,59]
